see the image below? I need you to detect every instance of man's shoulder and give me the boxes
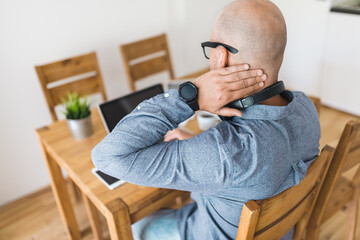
[291,91,319,119]
[291,91,315,108]
[209,90,320,138]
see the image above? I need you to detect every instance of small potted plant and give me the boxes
[63,92,93,140]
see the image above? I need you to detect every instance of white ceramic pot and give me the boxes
[66,114,94,140]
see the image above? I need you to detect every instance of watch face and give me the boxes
[180,84,197,101]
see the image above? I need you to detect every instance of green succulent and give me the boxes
[62,92,91,120]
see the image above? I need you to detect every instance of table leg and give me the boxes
[38,139,81,240]
[71,179,82,202]
[82,193,103,240]
[105,198,133,240]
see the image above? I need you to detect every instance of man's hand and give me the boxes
[164,129,195,142]
[193,64,267,117]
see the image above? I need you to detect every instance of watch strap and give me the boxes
[188,99,199,111]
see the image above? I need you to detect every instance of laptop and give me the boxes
[98,83,164,133]
[94,84,164,189]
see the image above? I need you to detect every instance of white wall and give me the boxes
[274,0,360,115]
[3,0,354,206]
[0,0,170,206]
[0,0,232,206]
[272,0,331,96]
[168,0,233,77]
[320,12,360,116]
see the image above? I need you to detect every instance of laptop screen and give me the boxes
[99,84,164,132]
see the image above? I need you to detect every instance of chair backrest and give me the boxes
[338,120,360,174]
[307,119,360,235]
[308,96,321,115]
[119,33,174,92]
[236,145,334,240]
[35,52,107,122]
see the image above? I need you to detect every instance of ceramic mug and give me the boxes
[197,111,220,131]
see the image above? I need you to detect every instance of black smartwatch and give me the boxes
[178,81,199,111]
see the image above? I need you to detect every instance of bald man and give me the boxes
[92,1,320,240]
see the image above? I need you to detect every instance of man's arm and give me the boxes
[164,128,195,142]
[92,91,232,192]
[92,65,267,192]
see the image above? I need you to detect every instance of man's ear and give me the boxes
[211,46,228,69]
[218,46,228,68]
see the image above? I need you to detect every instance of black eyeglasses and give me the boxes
[201,41,238,59]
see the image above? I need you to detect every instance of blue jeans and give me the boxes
[131,208,293,240]
[131,209,181,240]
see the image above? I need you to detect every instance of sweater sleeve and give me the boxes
[91,90,232,193]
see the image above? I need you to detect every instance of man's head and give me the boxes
[208,0,287,86]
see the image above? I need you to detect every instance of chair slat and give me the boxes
[321,176,354,224]
[341,145,360,173]
[129,56,170,82]
[121,34,168,61]
[49,75,101,106]
[237,201,260,240]
[38,52,98,83]
[254,198,311,240]
[354,123,360,140]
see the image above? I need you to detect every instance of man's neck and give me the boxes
[257,77,288,107]
[260,94,289,106]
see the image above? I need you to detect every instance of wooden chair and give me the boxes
[35,51,107,121]
[120,33,174,92]
[35,52,107,238]
[120,33,209,92]
[236,145,334,240]
[307,119,360,240]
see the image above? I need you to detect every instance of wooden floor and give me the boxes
[0,105,359,240]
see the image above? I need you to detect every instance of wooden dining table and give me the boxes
[36,108,202,240]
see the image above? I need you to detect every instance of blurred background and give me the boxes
[0,0,359,209]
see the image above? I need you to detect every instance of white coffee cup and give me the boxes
[197,111,220,131]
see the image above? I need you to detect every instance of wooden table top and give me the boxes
[36,108,200,222]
